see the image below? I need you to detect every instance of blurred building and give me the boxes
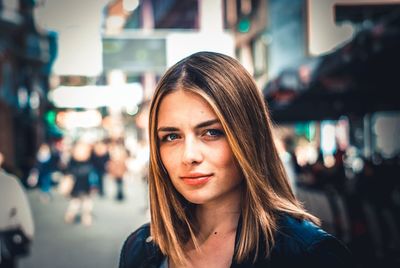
[102,0,316,96]
[102,0,235,141]
[0,0,57,179]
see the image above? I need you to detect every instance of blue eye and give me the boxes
[205,129,224,137]
[163,133,179,142]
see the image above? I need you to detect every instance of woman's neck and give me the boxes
[195,193,241,241]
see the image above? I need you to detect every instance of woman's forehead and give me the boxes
[157,90,219,127]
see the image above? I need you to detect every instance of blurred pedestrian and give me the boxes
[27,142,61,203]
[107,142,128,201]
[276,136,300,196]
[64,141,95,226]
[119,52,354,267]
[0,152,34,268]
[90,140,110,197]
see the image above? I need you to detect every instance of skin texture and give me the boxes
[157,90,243,207]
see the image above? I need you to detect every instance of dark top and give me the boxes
[119,214,354,268]
[67,159,94,197]
[90,151,110,174]
[37,151,60,178]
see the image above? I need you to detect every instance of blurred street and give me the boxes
[1,1,400,267]
[19,176,149,268]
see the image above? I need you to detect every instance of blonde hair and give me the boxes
[148,51,319,265]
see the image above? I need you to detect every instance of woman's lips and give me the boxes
[180,174,212,186]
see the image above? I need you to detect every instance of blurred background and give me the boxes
[0,0,400,267]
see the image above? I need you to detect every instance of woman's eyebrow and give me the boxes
[157,126,178,132]
[157,119,220,133]
[195,119,220,129]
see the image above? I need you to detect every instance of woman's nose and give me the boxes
[182,137,203,165]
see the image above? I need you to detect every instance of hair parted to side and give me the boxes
[148,51,319,265]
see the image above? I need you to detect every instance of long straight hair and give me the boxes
[148,51,319,265]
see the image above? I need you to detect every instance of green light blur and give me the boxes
[237,18,251,33]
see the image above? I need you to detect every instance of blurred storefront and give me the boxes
[0,0,57,179]
[262,2,400,267]
[263,2,400,154]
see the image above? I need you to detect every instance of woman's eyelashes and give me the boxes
[160,133,180,142]
[159,129,225,143]
[203,129,224,139]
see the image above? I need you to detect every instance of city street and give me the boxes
[1,1,400,268]
[19,175,149,268]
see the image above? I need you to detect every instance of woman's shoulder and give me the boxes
[276,214,330,246]
[122,223,151,248]
[269,214,354,267]
[119,223,164,268]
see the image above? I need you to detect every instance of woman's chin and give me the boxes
[182,193,211,205]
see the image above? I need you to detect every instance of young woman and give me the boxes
[119,52,353,267]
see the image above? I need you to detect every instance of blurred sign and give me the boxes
[166,32,234,68]
[103,36,167,73]
[49,83,143,109]
[56,110,102,129]
[35,0,108,76]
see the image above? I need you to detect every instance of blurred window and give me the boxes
[152,0,199,29]
[372,111,400,158]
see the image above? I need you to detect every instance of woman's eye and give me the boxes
[205,129,224,138]
[162,133,179,142]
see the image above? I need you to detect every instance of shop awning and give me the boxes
[264,9,400,123]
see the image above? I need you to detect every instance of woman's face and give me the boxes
[157,90,243,206]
